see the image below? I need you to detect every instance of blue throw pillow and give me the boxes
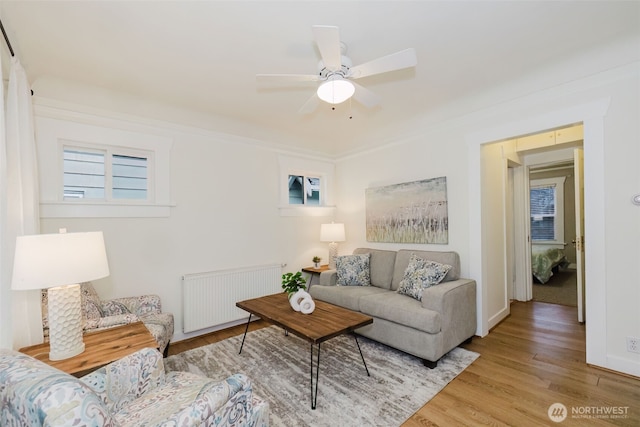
[397,254,451,300]
[336,254,371,286]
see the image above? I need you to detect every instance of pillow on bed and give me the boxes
[397,254,451,301]
[336,254,371,286]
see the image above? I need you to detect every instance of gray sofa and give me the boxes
[309,248,477,368]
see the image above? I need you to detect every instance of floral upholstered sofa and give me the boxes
[0,347,269,426]
[42,282,174,356]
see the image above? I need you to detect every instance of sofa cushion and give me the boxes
[336,253,371,286]
[391,250,460,290]
[396,254,452,301]
[353,248,397,289]
[0,349,115,426]
[309,285,387,312]
[359,291,442,334]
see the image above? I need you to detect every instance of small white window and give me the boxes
[278,155,335,216]
[530,177,565,243]
[63,147,149,201]
[36,115,173,218]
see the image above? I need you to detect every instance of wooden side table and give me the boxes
[302,264,331,287]
[19,321,158,376]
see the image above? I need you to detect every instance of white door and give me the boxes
[574,148,586,323]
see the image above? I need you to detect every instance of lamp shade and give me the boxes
[317,77,355,105]
[320,223,346,243]
[12,231,110,291]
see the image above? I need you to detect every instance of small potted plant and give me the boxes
[312,256,322,268]
[281,271,307,297]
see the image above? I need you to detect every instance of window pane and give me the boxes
[63,149,105,199]
[305,177,320,205]
[531,217,555,240]
[288,175,304,204]
[112,154,148,200]
[530,185,555,240]
[530,187,555,215]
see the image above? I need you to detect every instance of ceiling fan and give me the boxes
[257,25,417,114]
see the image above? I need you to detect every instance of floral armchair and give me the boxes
[42,282,174,356]
[0,347,269,427]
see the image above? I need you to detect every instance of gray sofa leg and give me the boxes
[422,359,437,369]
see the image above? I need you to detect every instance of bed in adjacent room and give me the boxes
[531,245,568,284]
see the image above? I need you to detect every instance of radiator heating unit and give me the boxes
[182,263,282,333]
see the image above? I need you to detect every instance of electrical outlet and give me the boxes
[627,337,640,354]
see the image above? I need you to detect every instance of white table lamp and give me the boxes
[320,223,346,269]
[12,230,110,360]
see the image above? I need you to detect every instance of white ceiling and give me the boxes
[1,1,638,157]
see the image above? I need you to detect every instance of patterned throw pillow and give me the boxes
[397,254,452,301]
[336,254,371,286]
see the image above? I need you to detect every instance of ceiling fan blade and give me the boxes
[349,48,417,79]
[257,74,320,83]
[312,25,341,70]
[298,93,320,115]
[351,82,381,108]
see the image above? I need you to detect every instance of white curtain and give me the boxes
[0,48,8,349]
[0,56,42,349]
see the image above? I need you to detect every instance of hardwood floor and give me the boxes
[168,302,639,426]
[405,302,639,426]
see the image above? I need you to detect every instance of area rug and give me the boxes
[165,326,479,426]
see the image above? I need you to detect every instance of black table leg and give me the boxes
[353,334,370,376]
[238,314,252,354]
[310,342,321,409]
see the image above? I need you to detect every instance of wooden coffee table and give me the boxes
[236,292,373,409]
[20,321,158,376]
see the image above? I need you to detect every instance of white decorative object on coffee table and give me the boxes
[289,289,315,314]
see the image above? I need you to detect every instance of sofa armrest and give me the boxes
[319,269,337,286]
[421,278,477,349]
[81,347,165,414]
[164,373,258,426]
[0,349,115,427]
[84,313,140,331]
[107,294,163,316]
[211,374,258,426]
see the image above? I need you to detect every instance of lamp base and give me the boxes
[47,284,85,361]
[328,242,339,270]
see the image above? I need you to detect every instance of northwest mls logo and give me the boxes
[548,403,568,423]
[548,403,630,422]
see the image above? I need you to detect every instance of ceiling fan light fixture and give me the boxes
[317,77,355,104]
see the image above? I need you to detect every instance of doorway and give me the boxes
[514,130,585,323]
[529,160,578,307]
[469,98,609,368]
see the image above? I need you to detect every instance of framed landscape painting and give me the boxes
[365,177,448,244]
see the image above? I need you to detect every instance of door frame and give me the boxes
[467,98,609,368]
[516,149,582,319]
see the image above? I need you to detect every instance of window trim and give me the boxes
[530,177,566,244]
[278,155,336,217]
[37,116,173,218]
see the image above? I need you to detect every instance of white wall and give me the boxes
[30,41,640,377]
[36,103,334,342]
[334,61,640,376]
